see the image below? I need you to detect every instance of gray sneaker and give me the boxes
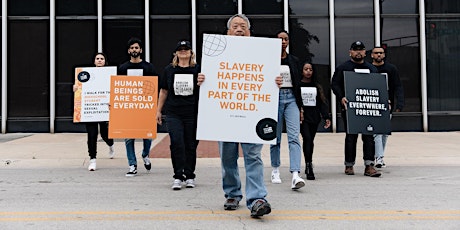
[185,179,195,188]
[250,199,271,217]
[172,179,182,190]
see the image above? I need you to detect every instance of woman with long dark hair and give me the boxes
[299,62,331,180]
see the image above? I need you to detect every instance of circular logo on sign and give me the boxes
[202,34,227,57]
[255,118,277,141]
[77,71,90,82]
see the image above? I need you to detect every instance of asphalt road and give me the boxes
[1,132,459,229]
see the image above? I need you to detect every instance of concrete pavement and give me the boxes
[1,132,459,229]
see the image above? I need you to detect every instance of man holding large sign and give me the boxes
[331,41,382,178]
[109,37,158,177]
[197,14,281,217]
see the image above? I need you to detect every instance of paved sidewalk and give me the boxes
[1,132,459,230]
[1,132,459,168]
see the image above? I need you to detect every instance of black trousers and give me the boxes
[341,110,375,165]
[86,122,114,159]
[300,121,319,163]
[165,113,198,180]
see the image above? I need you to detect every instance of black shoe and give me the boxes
[125,165,137,177]
[224,198,239,210]
[143,157,151,171]
[305,162,316,180]
[250,199,271,217]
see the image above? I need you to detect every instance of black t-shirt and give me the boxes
[300,81,330,124]
[117,60,158,76]
[160,64,201,116]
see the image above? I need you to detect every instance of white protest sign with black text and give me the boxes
[197,34,281,144]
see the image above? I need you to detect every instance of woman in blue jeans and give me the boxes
[270,30,305,190]
[157,40,201,190]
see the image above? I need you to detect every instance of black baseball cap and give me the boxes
[350,41,365,50]
[175,40,192,51]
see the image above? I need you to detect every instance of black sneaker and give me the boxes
[224,198,239,210]
[250,199,271,217]
[125,165,137,177]
[143,157,151,171]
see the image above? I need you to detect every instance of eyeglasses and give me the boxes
[373,52,384,54]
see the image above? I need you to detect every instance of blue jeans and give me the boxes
[270,89,302,172]
[374,114,391,159]
[166,113,197,180]
[374,134,388,159]
[125,138,152,166]
[219,141,268,209]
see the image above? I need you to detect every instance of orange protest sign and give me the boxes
[108,76,158,139]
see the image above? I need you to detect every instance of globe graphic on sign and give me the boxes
[203,34,227,57]
[142,80,156,97]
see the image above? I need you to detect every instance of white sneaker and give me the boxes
[271,170,282,184]
[172,179,182,190]
[291,174,305,190]
[185,179,195,188]
[88,159,96,171]
[125,165,137,177]
[375,157,386,168]
[108,145,115,159]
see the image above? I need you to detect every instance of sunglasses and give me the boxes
[373,52,384,54]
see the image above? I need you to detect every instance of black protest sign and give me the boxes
[344,71,391,134]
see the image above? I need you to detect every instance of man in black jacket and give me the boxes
[331,41,381,177]
[371,46,405,168]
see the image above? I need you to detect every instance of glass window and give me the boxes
[290,18,329,65]
[381,18,421,112]
[426,19,460,111]
[250,18,283,38]
[334,18,374,64]
[57,0,97,16]
[196,19,229,64]
[8,21,49,117]
[289,0,328,15]
[8,0,49,16]
[56,20,97,117]
[335,0,374,15]
[103,0,144,15]
[426,0,460,14]
[197,0,236,15]
[380,0,418,14]
[103,20,145,67]
[151,19,191,72]
[290,18,331,106]
[244,0,283,15]
[151,0,191,15]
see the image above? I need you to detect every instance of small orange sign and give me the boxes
[108,75,158,139]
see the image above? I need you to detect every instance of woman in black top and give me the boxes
[73,52,115,171]
[299,62,331,180]
[157,41,201,190]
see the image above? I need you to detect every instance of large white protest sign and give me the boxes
[73,66,117,122]
[196,34,281,144]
